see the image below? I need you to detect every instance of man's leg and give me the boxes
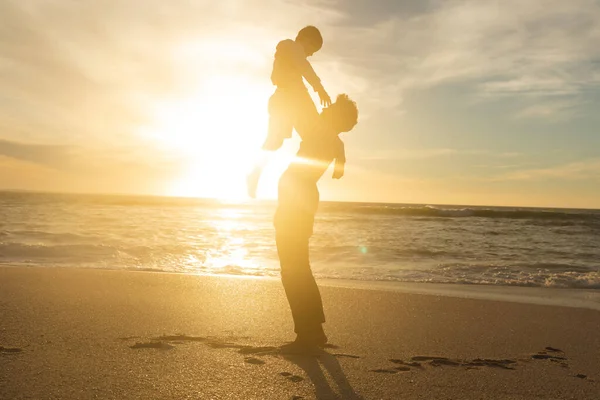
[276,231,326,344]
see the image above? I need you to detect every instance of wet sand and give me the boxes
[1,267,599,399]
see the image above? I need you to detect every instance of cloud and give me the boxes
[514,99,580,121]
[0,139,74,168]
[0,0,360,142]
[0,140,185,185]
[4,0,597,146]
[318,0,600,118]
[495,159,600,181]
[1,0,599,202]
[357,148,523,161]
[358,148,457,161]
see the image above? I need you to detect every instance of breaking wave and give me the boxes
[322,203,600,222]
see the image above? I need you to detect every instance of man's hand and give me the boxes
[317,88,331,107]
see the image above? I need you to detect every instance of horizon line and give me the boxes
[1,188,598,212]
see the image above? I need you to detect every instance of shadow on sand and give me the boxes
[282,351,363,400]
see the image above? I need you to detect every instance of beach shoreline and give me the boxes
[320,277,600,311]
[5,264,600,311]
[2,266,599,399]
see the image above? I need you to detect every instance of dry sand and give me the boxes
[1,267,599,399]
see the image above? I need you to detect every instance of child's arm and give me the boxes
[289,42,331,107]
[332,139,345,179]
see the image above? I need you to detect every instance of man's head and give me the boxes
[322,94,358,134]
[296,26,323,56]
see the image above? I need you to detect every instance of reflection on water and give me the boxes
[206,208,268,275]
[1,192,600,289]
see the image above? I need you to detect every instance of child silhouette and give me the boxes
[248,26,345,198]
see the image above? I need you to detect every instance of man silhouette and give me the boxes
[275,94,358,350]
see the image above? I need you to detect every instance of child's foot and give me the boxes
[247,169,261,199]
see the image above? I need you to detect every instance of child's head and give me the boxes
[296,26,323,56]
[322,94,359,134]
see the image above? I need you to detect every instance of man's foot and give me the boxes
[279,339,324,356]
[295,325,328,347]
[278,324,328,356]
[304,330,328,348]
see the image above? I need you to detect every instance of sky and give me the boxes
[1,0,600,208]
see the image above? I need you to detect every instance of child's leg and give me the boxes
[246,151,270,198]
[261,116,290,151]
[247,92,293,198]
[291,89,319,141]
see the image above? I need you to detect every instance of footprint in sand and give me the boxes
[333,353,360,359]
[130,341,174,350]
[390,359,422,368]
[531,354,567,361]
[371,368,401,374]
[382,356,518,372]
[463,359,517,370]
[411,356,449,362]
[151,335,259,352]
[533,347,566,360]
[244,357,265,365]
[377,347,588,378]
[206,341,245,349]
[125,335,245,351]
[529,347,574,370]
[548,358,569,368]
[429,359,461,367]
[280,372,305,382]
[409,356,463,368]
[0,346,23,354]
[154,335,207,342]
[238,346,278,355]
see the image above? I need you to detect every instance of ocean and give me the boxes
[1,191,599,289]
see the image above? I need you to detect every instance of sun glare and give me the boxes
[137,34,307,201]
[141,73,278,201]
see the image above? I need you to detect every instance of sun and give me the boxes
[140,73,293,201]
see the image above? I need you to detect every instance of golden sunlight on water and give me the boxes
[205,208,262,274]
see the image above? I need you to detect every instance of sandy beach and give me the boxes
[1,267,599,399]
